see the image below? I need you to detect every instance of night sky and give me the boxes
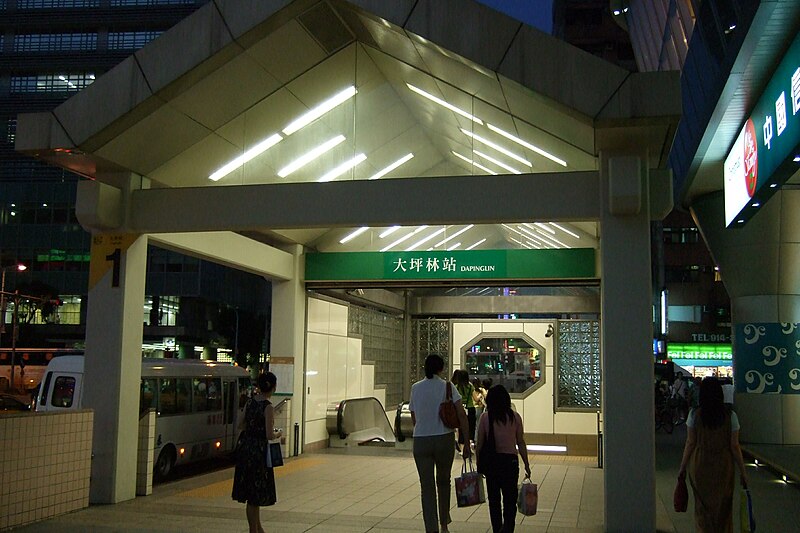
[474,0,554,34]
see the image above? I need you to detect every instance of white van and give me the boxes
[36,355,252,478]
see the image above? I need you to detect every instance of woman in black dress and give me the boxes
[232,372,282,533]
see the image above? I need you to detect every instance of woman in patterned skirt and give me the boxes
[232,372,282,533]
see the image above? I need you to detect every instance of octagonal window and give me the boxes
[463,334,544,396]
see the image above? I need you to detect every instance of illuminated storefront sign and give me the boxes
[667,343,732,366]
[305,248,596,282]
[724,31,800,227]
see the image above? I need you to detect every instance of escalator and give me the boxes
[326,397,396,447]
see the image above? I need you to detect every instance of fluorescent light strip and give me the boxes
[379,226,400,238]
[209,133,283,181]
[517,226,550,247]
[533,222,556,234]
[407,83,483,124]
[339,226,369,244]
[406,227,447,251]
[447,242,461,251]
[465,238,486,250]
[369,153,414,180]
[526,444,567,453]
[473,150,522,174]
[282,86,357,136]
[452,151,497,175]
[278,135,345,177]
[434,224,474,247]
[533,228,567,248]
[460,129,532,167]
[381,226,428,252]
[318,153,366,182]
[550,222,581,239]
[487,123,567,167]
[509,237,532,249]
[502,223,535,242]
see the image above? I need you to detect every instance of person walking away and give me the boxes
[410,355,471,533]
[232,372,283,533]
[472,378,486,442]
[455,370,477,450]
[677,377,748,532]
[476,385,531,533]
[671,372,688,421]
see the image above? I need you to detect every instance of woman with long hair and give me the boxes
[232,372,283,533]
[476,385,530,533]
[410,355,471,533]
[678,377,748,532]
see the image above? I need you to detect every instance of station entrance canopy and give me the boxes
[16,0,677,255]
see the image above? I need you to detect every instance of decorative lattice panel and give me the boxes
[556,320,601,410]
[410,319,450,389]
[348,305,404,407]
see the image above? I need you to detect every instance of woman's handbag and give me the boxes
[517,476,538,516]
[673,474,688,512]
[740,489,756,532]
[265,441,283,468]
[455,458,485,507]
[439,382,460,429]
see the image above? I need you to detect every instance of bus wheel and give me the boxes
[155,447,175,480]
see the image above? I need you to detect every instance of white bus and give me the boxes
[36,356,252,478]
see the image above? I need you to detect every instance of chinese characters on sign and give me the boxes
[392,257,457,273]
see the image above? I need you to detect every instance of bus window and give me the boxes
[207,378,221,411]
[176,379,191,413]
[51,376,76,408]
[192,378,222,412]
[238,377,252,408]
[159,378,177,415]
[140,378,156,414]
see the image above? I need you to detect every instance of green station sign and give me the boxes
[724,31,800,227]
[305,248,596,282]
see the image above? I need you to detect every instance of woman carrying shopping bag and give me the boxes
[476,385,531,533]
[409,355,471,533]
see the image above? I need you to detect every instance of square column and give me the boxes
[84,233,148,503]
[600,153,656,531]
[270,244,306,453]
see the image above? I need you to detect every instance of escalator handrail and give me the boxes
[336,396,393,441]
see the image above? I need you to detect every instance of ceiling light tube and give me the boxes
[369,153,414,180]
[452,151,497,175]
[381,226,428,252]
[466,238,486,250]
[339,226,369,244]
[487,123,567,167]
[282,86,357,136]
[533,222,556,234]
[473,150,522,174]
[517,225,550,247]
[434,224,474,247]
[278,135,345,177]
[447,242,461,251]
[379,226,400,238]
[460,129,532,167]
[406,227,447,251]
[407,83,483,124]
[550,222,581,239]
[318,153,367,182]
[209,133,283,181]
[509,237,532,249]
[534,228,567,248]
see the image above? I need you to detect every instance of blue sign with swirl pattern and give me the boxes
[733,322,800,394]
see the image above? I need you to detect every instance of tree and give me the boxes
[14,281,61,324]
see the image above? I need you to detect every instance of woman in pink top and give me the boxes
[475,385,530,533]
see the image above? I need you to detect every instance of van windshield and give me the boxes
[51,376,76,408]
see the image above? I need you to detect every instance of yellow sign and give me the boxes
[89,233,139,290]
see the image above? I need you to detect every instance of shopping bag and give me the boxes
[517,476,538,516]
[455,459,485,507]
[265,441,283,468]
[673,475,688,512]
[740,489,756,532]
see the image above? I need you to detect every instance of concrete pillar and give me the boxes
[691,190,800,444]
[600,152,656,531]
[84,233,148,503]
[270,244,306,452]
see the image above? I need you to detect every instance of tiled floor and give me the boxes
[11,431,800,532]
